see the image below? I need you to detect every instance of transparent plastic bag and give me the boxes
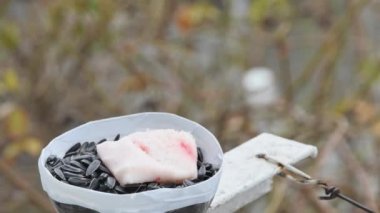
[38,112,223,213]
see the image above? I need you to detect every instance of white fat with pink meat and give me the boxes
[96,129,198,185]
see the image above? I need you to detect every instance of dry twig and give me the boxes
[338,140,379,212]
[313,119,349,173]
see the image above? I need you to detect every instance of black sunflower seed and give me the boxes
[69,161,86,170]
[212,169,218,175]
[191,179,201,183]
[114,185,126,194]
[106,176,116,189]
[72,154,93,161]
[46,155,56,162]
[99,172,108,180]
[91,155,100,161]
[198,164,206,177]
[80,159,92,166]
[114,134,120,141]
[51,160,63,169]
[78,152,94,157]
[53,167,66,181]
[86,142,96,152]
[124,183,142,189]
[86,160,101,176]
[89,178,100,190]
[147,183,160,190]
[46,158,63,169]
[135,184,147,192]
[63,157,72,165]
[91,171,100,178]
[46,155,58,166]
[97,138,107,144]
[197,161,202,170]
[205,170,214,177]
[159,183,176,188]
[66,143,81,155]
[61,165,84,173]
[204,163,213,170]
[197,147,203,162]
[183,180,194,186]
[63,171,85,178]
[98,183,108,192]
[80,142,89,153]
[98,164,110,173]
[64,151,78,158]
[68,177,90,186]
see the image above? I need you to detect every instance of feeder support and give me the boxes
[208,133,318,213]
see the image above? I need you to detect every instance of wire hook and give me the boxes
[256,153,375,213]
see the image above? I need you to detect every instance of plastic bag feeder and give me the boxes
[38,113,223,213]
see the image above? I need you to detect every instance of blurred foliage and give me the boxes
[0,22,20,50]
[0,0,379,212]
[2,68,19,93]
[250,0,292,28]
[176,2,220,32]
[0,70,43,163]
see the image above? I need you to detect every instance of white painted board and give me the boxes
[209,133,318,213]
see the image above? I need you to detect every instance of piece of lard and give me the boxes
[97,129,198,185]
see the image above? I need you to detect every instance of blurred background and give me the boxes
[0,0,379,212]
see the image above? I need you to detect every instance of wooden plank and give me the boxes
[208,133,318,213]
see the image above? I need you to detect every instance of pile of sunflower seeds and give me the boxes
[45,134,218,194]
